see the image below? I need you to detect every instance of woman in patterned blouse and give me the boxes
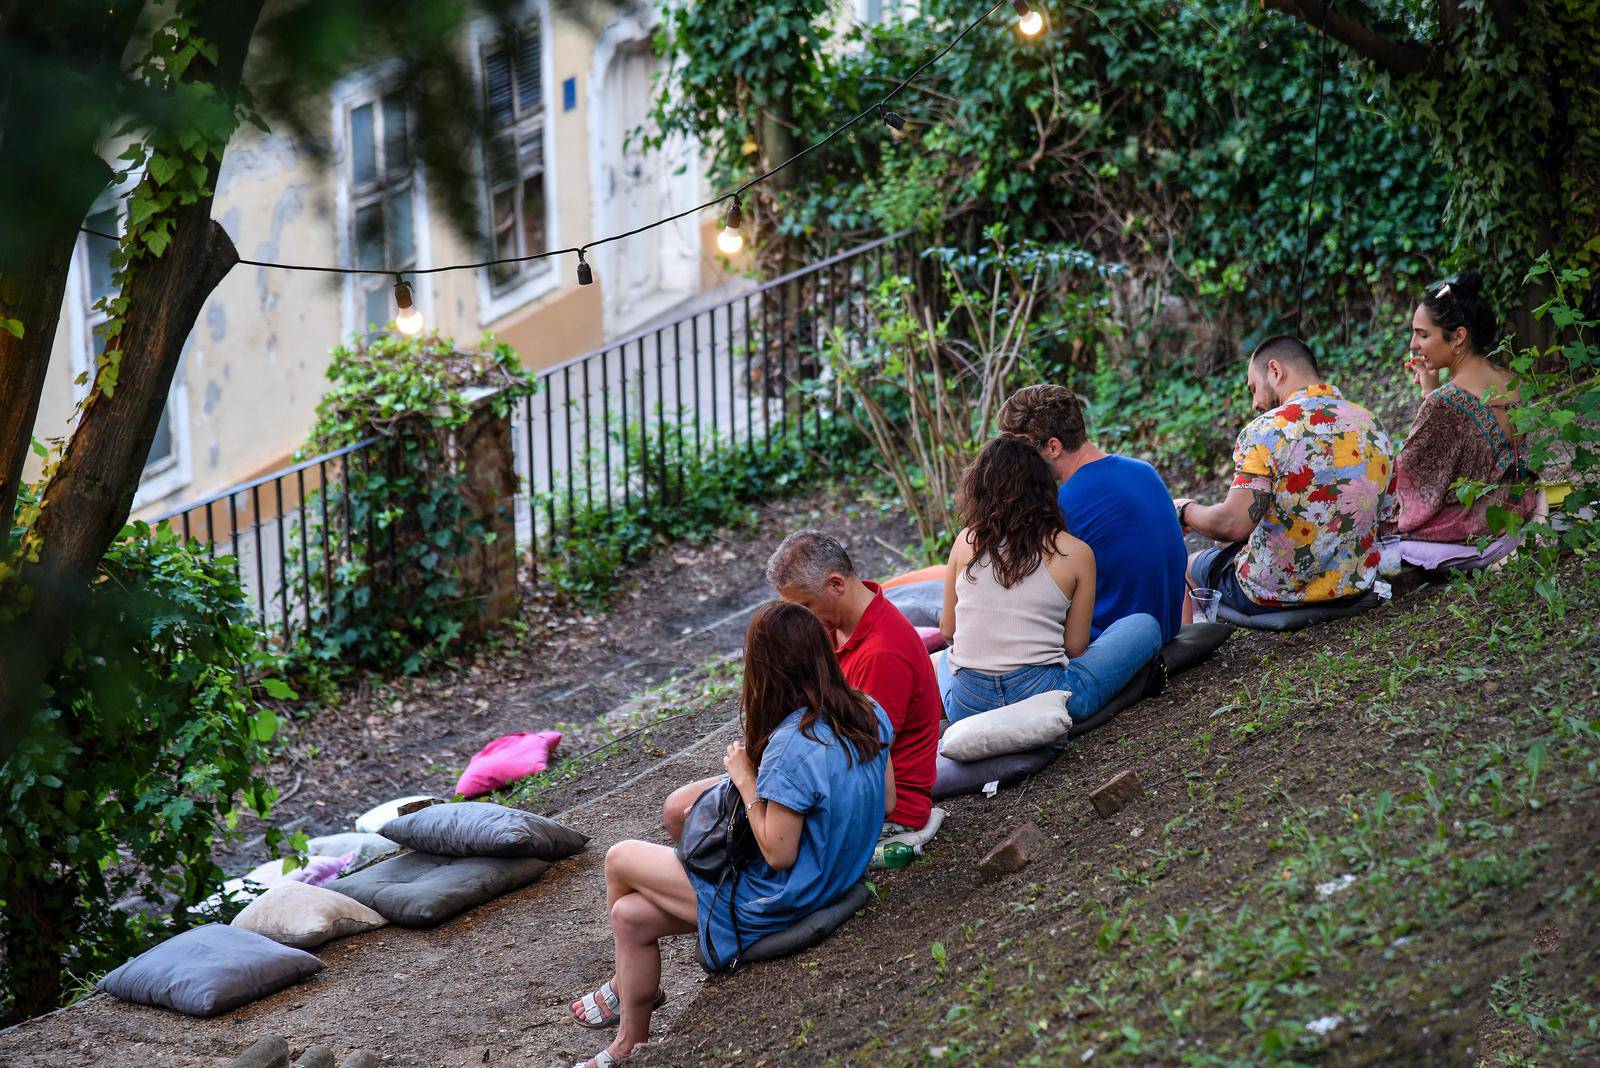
[1395,272,1540,547]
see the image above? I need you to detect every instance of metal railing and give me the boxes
[510,228,919,563]
[147,228,923,644]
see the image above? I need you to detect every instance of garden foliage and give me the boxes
[290,330,536,675]
[0,517,289,1023]
[650,0,1447,352]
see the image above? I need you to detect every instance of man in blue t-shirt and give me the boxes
[998,385,1188,642]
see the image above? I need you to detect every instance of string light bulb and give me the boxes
[393,277,424,335]
[576,250,593,286]
[881,108,907,140]
[1013,0,1045,35]
[716,196,744,256]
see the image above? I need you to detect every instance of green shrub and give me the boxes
[289,331,536,675]
[544,418,847,604]
[0,521,289,1023]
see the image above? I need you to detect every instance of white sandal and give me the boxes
[569,979,667,1029]
[573,1046,638,1068]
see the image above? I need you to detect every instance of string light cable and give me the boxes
[77,0,1039,327]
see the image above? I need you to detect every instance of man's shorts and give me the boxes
[1188,542,1367,617]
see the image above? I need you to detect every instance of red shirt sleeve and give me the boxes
[844,650,916,732]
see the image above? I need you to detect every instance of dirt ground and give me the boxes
[5,457,1596,1065]
[0,484,920,1068]
[216,487,923,871]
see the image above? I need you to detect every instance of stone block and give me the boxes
[977,821,1044,881]
[219,1037,289,1068]
[1089,770,1144,818]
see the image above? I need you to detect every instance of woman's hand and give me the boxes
[1405,354,1439,393]
[723,741,756,799]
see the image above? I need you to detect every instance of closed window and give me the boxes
[345,89,417,330]
[481,25,548,292]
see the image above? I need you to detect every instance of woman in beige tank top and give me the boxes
[939,435,1164,725]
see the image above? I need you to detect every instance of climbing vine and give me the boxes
[291,330,536,675]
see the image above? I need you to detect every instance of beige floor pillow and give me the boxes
[938,689,1071,761]
[231,881,387,949]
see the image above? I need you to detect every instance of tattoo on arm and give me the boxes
[1249,489,1271,525]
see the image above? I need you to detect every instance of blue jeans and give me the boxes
[941,613,1163,724]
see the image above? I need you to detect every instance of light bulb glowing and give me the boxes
[1018,8,1044,34]
[716,196,744,256]
[395,306,425,335]
[393,278,424,335]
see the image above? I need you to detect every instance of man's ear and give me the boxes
[1043,437,1064,459]
[827,573,849,595]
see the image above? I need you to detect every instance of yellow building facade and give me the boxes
[27,1,733,518]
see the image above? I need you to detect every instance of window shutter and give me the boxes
[485,48,514,128]
[514,27,541,113]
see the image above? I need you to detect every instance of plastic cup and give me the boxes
[1191,587,1220,623]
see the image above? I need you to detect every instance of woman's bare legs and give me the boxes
[600,840,697,1059]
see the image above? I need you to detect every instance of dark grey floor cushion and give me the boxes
[1217,590,1382,631]
[697,883,873,970]
[1162,622,1233,673]
[330,851,551,926]
[97,923,324,1017]
[884,580,943,628]
[932,624,1234,800]
[379,801,588,860]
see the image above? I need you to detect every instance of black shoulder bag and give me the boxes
[674,777,758,973]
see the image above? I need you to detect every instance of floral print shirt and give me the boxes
[1230,384,1397,605]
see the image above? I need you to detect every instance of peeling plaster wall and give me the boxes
[25,1,716,520]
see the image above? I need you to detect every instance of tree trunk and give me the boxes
[0,870,76,1024]
[0,153,110,543]
[0,0,263,760]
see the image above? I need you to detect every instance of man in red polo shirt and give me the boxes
[661,530,942,837]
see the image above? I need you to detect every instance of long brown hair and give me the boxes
[957,433,1068,588]
[740,601,884,768]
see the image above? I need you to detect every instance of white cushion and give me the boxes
[938,689,1071,761]
[231,882,387,949]
[355,795,436,834]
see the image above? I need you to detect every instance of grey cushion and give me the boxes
[1216,591,1381,631]
[329,851,550,926]
[1161,622,1233,674]
[884,580,943,628]
[97,923,323,1017]
[933,624,1234,800]
[696,883,873,971]
[378,801,588,860]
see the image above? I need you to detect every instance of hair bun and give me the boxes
[1453,271,1484,297]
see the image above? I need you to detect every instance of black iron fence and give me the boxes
[147,228,924,645]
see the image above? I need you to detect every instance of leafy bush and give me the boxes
[650,0,1445,352]
[1495,260,1600,550]
[821,230,1107,558]
[0,522,289,1023]
[544,418,844,604]
[290,331,535,674]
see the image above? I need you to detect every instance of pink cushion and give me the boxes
[455,731,562,798]
[916,627,947,653]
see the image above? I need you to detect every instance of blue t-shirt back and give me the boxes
[691,703,892,964]
[1058,455,1186,643]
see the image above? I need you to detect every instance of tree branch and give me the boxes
[1263,0,1432,77]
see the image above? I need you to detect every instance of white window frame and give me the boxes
[62,173,193,509]
[330,61,433,339]
[470,1,560,325]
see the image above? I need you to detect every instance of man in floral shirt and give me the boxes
[1173,336,1396,614]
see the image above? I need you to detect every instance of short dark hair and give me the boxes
[996,384,1088,452]
[1250,335,1320,378]
[765,529,856,591]
[1421,271,1498,356]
